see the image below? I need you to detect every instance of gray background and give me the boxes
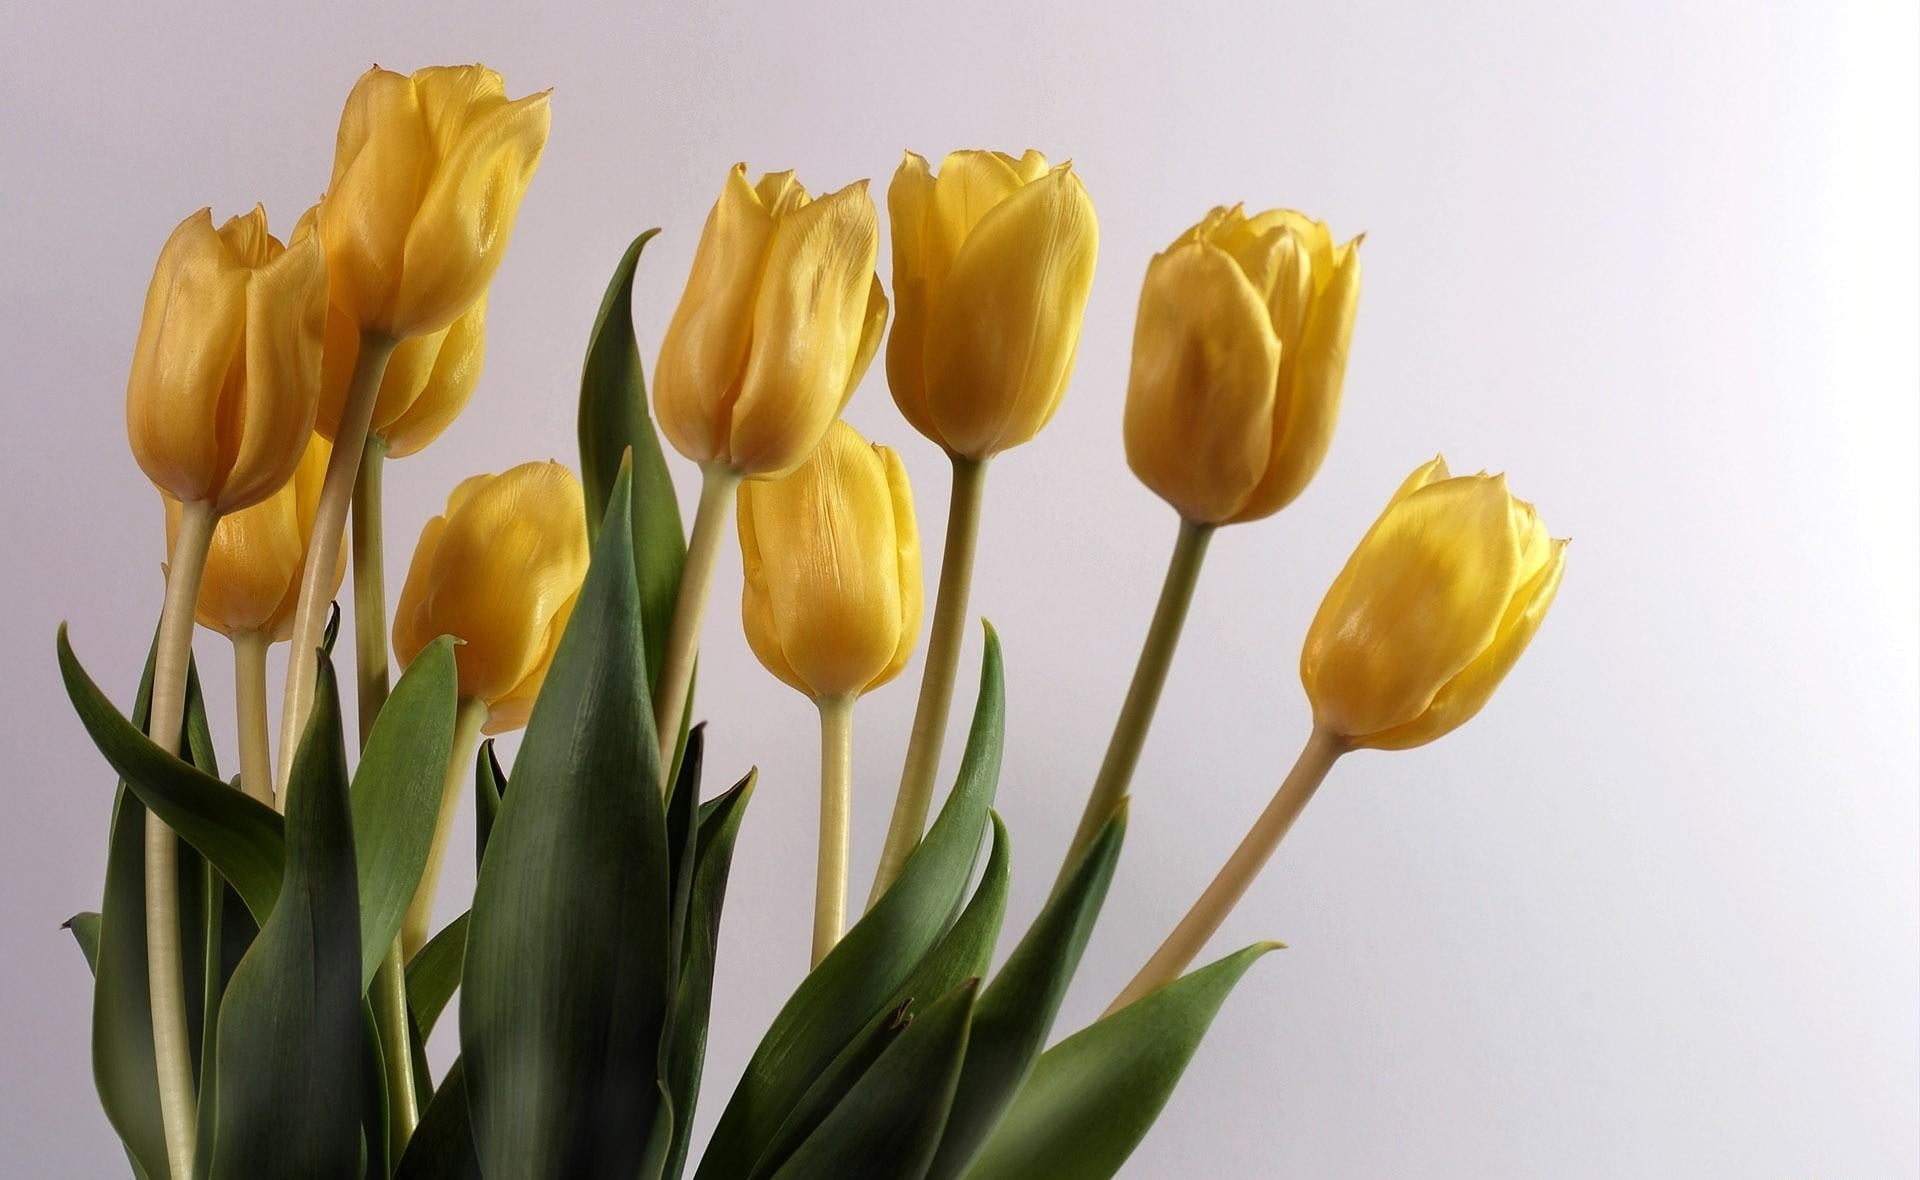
[3,1,1916,1175]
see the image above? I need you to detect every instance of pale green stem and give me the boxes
[274,332,398,801]
[1055,517,1213,894]
[651,463,741,780]
[147,497,217,1179]
[813,695,855,967]
[352,435,391,745]
[372,943,417,1158]
[231,630,274,807]
[1104,726,1345,1016]
[402,697,489,958]
[867,455,988,907]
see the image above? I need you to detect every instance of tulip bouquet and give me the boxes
[59,62,1566,1180]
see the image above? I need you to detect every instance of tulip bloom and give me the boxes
[1125,206,1361,526]
[1302,457,1568,750]
[163,437,342,640]
[322,65,551,340]
[126,206,328,513]
[319,298,486,458]
[393,461,589,733]
[654,165,887,479]
[887,150,1099,461]
[737,420,923,701]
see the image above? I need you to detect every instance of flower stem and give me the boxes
[651,463,741,780]
[813,694,855,967]
[231,630,273,807]
[1104,726,1345,1016]
[351,436,392,745]
[402,697,489,959]
[372,942,417,1158]
[867,454,988,907]
[147,497,218,1179]
[274,332,398,801]
[1055,517,1213,894]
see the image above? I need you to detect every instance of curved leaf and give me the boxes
[395,1058,480,1180]
[406,911,469,1042]
[474,740,504,864]
[696,628,1004,1180]
[961,943,1281,1180]
[64,911,102,973]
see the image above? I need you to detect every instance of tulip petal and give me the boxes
[410,65,508,160]
[754,170,811,217]
[215,205,279,269]
[845,276,889,399]
[885,152,940,441]
[655,165,776,465]
[216,229,327,512]
[481,590,578,734]
[1122,242,1282,524]
[380,296,487,457]
[1302,473,1522,737]
[923,165,1098,458]
[873,441,924,692]
[727,181,879,476]
[325,68,431,332]
[735,482,809,697]
[927,150,1026,291]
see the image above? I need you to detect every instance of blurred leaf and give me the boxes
[474,740,505,865]
[769,979,979,1180]
[961,943,1281,1180]
[927,808,1126,1180]
[461,466,673,1178]
[59,627,284,922]
[350,637,458,990]
[395,1058,479,1180]
[64,911,102,972]
[204,656,364,1179]
[406,911,469,1042]
[696,629,1004,1180]
[360,1000,390,1180]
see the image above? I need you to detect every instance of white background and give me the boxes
[2,2,1915,1175]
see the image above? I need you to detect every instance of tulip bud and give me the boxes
[323,64,550,339]
[737,421,923,700]
[318,296,486,457]
[1124,206,1361,526]
[392,461,589,733]
[654,166,887,478]
[126,206,328,513]
[162,436,344,640]
[887,149,1099,460]
[1302,458,1567,750]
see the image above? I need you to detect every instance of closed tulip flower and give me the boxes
[1125,206,1362,526]
[738,421,922,701]
[322,64,551,340]
[163,436,342,640]
[318,296,486,458]
[654,165,887,479]
[392,460,589,734]
[126,206,328,514]
[887,150,1099,461]
[1302,457,1568,750]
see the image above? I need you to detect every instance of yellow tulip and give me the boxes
[392,461,589,733]
[738,421,922,700]
[1124,206,1361,525]
[887,149,1099,460]
[318,296,486,457]
[162,437,343,640]
[1302,458,1567,750]
[322,64,550,339]
[126,206,328,513]
[654,166,887,478]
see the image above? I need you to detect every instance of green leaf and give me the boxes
[406,911,469,1042]
[961,943,1282,1180]
[659,766,754,1180]
[461,465,673,1179]
[395,1058,480,1180]
[58,627,285,922]
[696,627,1005,1180]
[746,1000,912,1180]
[891,813,1011,1009]
[927,807,1127,1180]
[359,1000,391,1180]
[577,229,685,699]
[204,655,364,1179]
[474,740,504,864]
[350,636,458,991]
[770,979,980,1180]
[65,911,102,973]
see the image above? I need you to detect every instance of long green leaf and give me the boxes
[59,627,284,922]
[696,627,1005,1180]
[461,465,673,1179]
[961,943,1281,1180]
[405,911,469,1042]
[205,656,364,1179]
[770,979,980,1180]
[474,740,504,864]
[927,807,1126,1180]
[65,911,103,973]
[350,636,458,990]
[395,1058,480,1180]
